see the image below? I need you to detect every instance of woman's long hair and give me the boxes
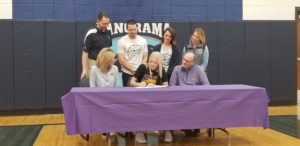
[148,52,164,78]
[161,27,177,49]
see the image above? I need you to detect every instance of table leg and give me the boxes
[80,134,90,141]
[211,128,230,146]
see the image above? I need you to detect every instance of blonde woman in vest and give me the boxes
[182,27,209,72]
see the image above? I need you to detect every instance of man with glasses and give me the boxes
[169,52,210,137]
[170,52,209,86]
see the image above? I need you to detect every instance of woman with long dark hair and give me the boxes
[153,27,180,81]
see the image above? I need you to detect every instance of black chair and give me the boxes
[79,76,89,87]
[79,76,90,141]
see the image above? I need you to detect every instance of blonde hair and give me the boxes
[189,27,206,46]
[148,52,164,78]
[95,48,115,71]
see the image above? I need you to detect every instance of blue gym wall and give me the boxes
[0,0,297,109]
[12,0,242,20]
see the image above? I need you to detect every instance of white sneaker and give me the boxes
[164,130,173,143]
[135,132,146,143]
[110,132,115,136]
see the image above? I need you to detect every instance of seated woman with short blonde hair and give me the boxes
[89,48,118,87]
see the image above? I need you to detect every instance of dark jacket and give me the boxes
[153,44,181,80]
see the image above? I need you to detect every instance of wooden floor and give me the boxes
[0,106,299,146]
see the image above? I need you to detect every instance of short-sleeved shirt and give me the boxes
[133,64,167,85]
[117,35,148,75]
[83,27,112,60]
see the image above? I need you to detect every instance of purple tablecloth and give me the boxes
[61,84,269,135]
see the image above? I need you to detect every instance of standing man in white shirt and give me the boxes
[117,20,148,87]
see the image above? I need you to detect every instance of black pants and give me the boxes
[122,72,132,87]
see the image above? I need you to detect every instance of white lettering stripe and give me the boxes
[83,28,97,43]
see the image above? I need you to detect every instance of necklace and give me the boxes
[162,43,171,50]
